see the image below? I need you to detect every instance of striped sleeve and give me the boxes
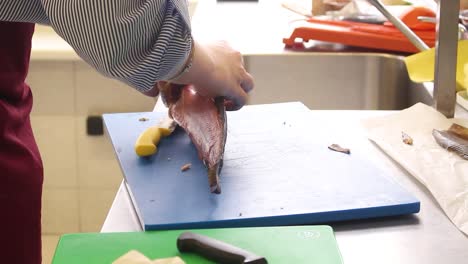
[0,0,49,24]
[0,0,192,93]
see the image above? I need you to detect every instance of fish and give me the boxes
[448,123,468,141]
[432,126,468,160]
[328,144,351,154]
[158,82,227,194]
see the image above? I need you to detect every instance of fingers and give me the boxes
[224,86,248,111]
[224,70,254,111]
[240,72,254,94]
[171,39,254,111]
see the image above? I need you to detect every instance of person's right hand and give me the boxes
[170,39,254,111]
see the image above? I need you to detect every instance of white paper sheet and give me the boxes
[362,103,468,235]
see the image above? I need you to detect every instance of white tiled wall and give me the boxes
[30,116,78,188]
[75,63,156,114]
[42,235,60,264]
[79,189,117,232]
[41,188,80,234]
[28,62,75,116]
[28,61,156,235]
[75,115,122,189]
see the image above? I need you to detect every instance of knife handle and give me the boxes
[134,118,176,157]
[177,232,265,264]
[134,126,163,157]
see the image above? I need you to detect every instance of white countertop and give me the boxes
[101,102,468,264]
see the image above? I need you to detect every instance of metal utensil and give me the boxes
[417,16,467,39]
[366,0,430,51]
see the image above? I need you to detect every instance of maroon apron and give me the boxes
[0,21,43,263]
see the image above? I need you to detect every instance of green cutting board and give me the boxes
[52,226,342,264]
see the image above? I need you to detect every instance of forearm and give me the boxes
[43,0,192,93]
[0,0,193,94]
[171,40,215,87]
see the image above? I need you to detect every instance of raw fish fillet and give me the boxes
[159,83,227,193]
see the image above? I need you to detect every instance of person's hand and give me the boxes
[170,40,254,111]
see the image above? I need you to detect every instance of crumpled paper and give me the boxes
[361,103,468,235]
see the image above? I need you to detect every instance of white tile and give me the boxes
[79,189,117,232]
[27,62,75,115]
[42,188,80,234]
[74,62,156,115]
[30,115,78,188]
[76,116,123,188]
[42,235,60,264]
[78,158,122,189]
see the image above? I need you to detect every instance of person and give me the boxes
[0,0,254,263]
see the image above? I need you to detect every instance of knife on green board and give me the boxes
[177,232,268,264]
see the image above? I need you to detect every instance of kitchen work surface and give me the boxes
[103,102,419,231]
[362,103,468,235]
[102,107,468,264]
[52,225,342,264]
[283,6,437,53]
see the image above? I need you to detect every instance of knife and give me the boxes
[134,117,177,157]
[177,232,268,264]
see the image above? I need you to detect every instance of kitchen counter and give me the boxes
[101,103,468,264]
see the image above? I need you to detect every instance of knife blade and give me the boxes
[177,232,268,264]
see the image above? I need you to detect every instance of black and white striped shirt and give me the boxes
[0,0,192,93]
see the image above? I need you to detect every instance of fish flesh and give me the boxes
[158,82,227,194]
[328,144,351,154]
[401,131,413,145]
[448,123,468,140]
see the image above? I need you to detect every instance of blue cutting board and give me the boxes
[103,102,419,231]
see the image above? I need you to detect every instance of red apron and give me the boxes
[0,21,43,263]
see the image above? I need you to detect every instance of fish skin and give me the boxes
[432,129,468,160]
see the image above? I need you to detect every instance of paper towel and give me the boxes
[362,103,468,235]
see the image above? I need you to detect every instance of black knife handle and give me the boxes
[177,232,267,264]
